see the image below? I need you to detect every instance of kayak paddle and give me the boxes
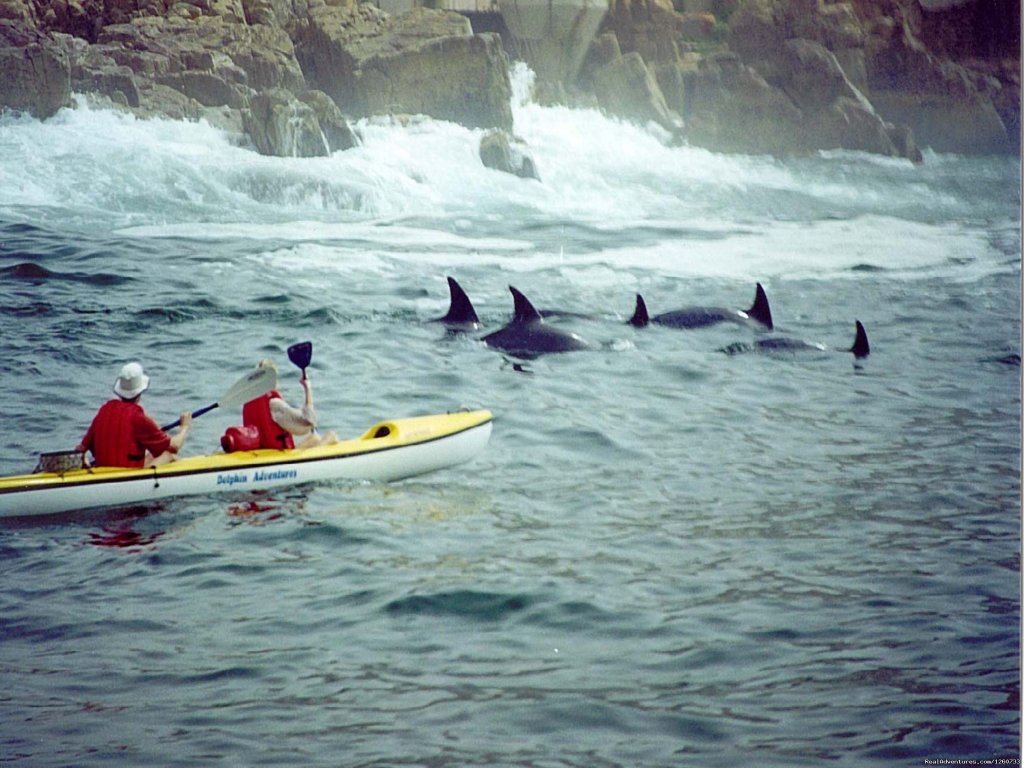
[161,364,277,431]
[287,341,312,381]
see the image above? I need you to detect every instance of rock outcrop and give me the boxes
[0,37,72,119]
[0,0,512,156]
[0,0,1016,160]
[292,4,511,129]
[851,0,1016,154]
[688,27,920,158]
[592,50,682,133]
[579,0,1017,158]
[735,0,1015,156]
[479,128,540,179]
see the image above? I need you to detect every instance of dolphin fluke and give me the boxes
[438,276,479,326]
[850,320,870,358]
[509,285,543,324]
[628,294,650,327]
[747,283,773,330]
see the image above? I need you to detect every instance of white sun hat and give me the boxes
[113,361,150,399]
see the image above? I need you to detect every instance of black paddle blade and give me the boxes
[287,341,312,370]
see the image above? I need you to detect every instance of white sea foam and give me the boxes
[0,65,1016,285]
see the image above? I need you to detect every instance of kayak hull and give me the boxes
[0,410,492,518]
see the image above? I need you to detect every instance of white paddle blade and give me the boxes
[219,365,277,409]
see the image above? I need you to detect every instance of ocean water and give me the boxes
[0,65,1019,766]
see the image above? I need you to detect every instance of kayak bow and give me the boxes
[0,410,492,518]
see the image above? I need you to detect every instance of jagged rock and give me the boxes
[592,50,682,132]
[0,0,515,153]
[0,0,35,28]
[243,87,329,156]
[0,0,1014,160]
[295,5,512,130]
[652,60,687,116]
[683,51,803,154]
[679,12,716,41]
[0,38,71,118]
[62,35,137,98]
[724,0,1016,155]
[299,89,358,152]
[728,0,866,73]
[221,21,305,91]
[683,43,914,158]
[75,58,141,106]
[577,31,621,94]
[241,87,356,157]
[355,32,512,130]
[870,89,1009,155]
[36,0,100,41]
[96,16,305,95]
[137,81,208,120]
[291,3,387,112]
[854,0,1015,153]
[599,0,684,67]
[479,129,540,180]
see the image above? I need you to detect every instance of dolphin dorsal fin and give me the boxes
[442,276,479,324]
[747,282,773,330]
[509,286,543,323]
[628,294,650,328]
[850,320,870,358]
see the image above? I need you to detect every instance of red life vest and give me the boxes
[242,391,295,450]
[90,400,149,468]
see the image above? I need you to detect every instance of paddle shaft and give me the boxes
[160,366,277,432]
[161,402,218,431]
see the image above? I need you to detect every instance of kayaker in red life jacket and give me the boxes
[76,362,192,468]
[241,359,337,450]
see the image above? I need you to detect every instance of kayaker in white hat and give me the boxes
[76,362,192,468]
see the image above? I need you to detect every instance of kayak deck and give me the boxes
[0,409,492,518]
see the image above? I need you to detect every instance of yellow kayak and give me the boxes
[0,410,493,518]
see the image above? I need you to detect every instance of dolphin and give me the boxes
[629,283,774,331]
[434,276,480,329]
[720,321,870,358]
[482,286,591,359]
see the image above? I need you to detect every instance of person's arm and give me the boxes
[299,377,317,425]
[136,410,190,458]
[167,412,192,454]
[268,394,316,436]
[75,420,95,455]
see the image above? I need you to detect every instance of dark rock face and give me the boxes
[0,0,1016,160]
[850,0,1018,154]
[579,0,1016,158]
[0,31,72,119]
[0,0,512,156]
[683,51,805,156]
[591,50,681,133]
[294,6,512,130]
[698,0,1016,157]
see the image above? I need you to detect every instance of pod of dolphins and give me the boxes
[434,276,870,362]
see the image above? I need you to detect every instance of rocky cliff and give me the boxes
[0,0,1017,160]
[576,0,1018,158]
[0,0,513,156]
